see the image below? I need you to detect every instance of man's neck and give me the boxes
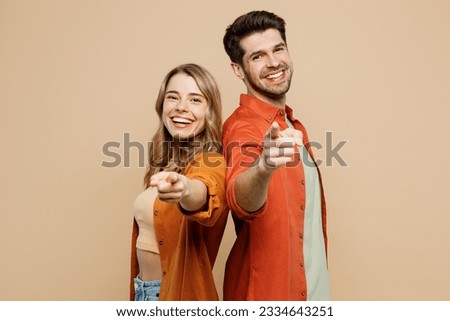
[247,90,286,108]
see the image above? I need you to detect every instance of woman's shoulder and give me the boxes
[193,151,225,160]
[186,152,226,173]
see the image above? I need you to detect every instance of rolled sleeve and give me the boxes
[179,153,227,227]
[223,121,268,222]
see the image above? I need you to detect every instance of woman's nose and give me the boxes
[175,99,189,112]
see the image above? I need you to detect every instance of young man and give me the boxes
[222,10,330,301]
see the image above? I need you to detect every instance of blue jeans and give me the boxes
[134,277,161,301]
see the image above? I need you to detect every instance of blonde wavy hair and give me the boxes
[143,64,223,188]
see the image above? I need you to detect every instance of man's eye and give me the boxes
[252,55,261,61]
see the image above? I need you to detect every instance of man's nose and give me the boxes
[266,53,280,68]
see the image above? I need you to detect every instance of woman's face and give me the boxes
[162,73,208,140]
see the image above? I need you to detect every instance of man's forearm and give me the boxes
[233,121,301,213]
[234,159,273,212]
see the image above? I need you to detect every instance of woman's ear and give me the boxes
[231,63,245,80]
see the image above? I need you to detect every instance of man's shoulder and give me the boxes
[223,108,255,135]
[224,104,248,120]
[223,104,265,131]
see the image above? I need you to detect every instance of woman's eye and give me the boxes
[166,95,178,100]
[190,96,205,103]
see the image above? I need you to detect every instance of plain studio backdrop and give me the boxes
[1,0,449,300]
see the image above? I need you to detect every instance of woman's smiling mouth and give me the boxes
[171,116,194,126]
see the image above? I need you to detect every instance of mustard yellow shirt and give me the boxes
[130,152,229,300]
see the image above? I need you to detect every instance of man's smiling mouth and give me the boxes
[266,71,283,79]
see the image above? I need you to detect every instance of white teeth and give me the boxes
[267,71,283,79]
[172,117,193,124]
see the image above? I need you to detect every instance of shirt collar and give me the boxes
[239,94,295,124]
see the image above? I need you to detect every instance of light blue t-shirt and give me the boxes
[286,117,331,300]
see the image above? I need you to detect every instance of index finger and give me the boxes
[269,121,280,139]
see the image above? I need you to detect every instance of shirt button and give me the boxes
[162,271,166,276]
[279,110,284,116]
[159,240,164,246]
[267,116,273,120]
[301,291,306,297]
[299,233,303,239]
[154,210,158,216]
[300,262,304,268]
[300,204,305,211]
[301,180,305,185]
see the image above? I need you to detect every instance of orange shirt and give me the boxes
[222,94,327,300]
[130,152,229,300]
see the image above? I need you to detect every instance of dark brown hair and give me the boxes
[223,10,287,65]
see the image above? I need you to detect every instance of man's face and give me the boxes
[238,28,294,104]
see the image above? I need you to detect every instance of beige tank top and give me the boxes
[133,187,159,254]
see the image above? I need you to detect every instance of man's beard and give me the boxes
[245,66,292,99]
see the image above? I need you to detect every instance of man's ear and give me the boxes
[231,62,245,80]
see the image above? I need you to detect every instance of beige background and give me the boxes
[1,0,449,300]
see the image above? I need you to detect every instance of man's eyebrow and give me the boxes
[247,42,287,59]
[248,50,264,59]
[274,42,286,49]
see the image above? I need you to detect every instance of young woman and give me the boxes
[130,64,228,301]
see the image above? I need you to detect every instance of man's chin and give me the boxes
[258,80,291,97]
[257,87,290,99]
